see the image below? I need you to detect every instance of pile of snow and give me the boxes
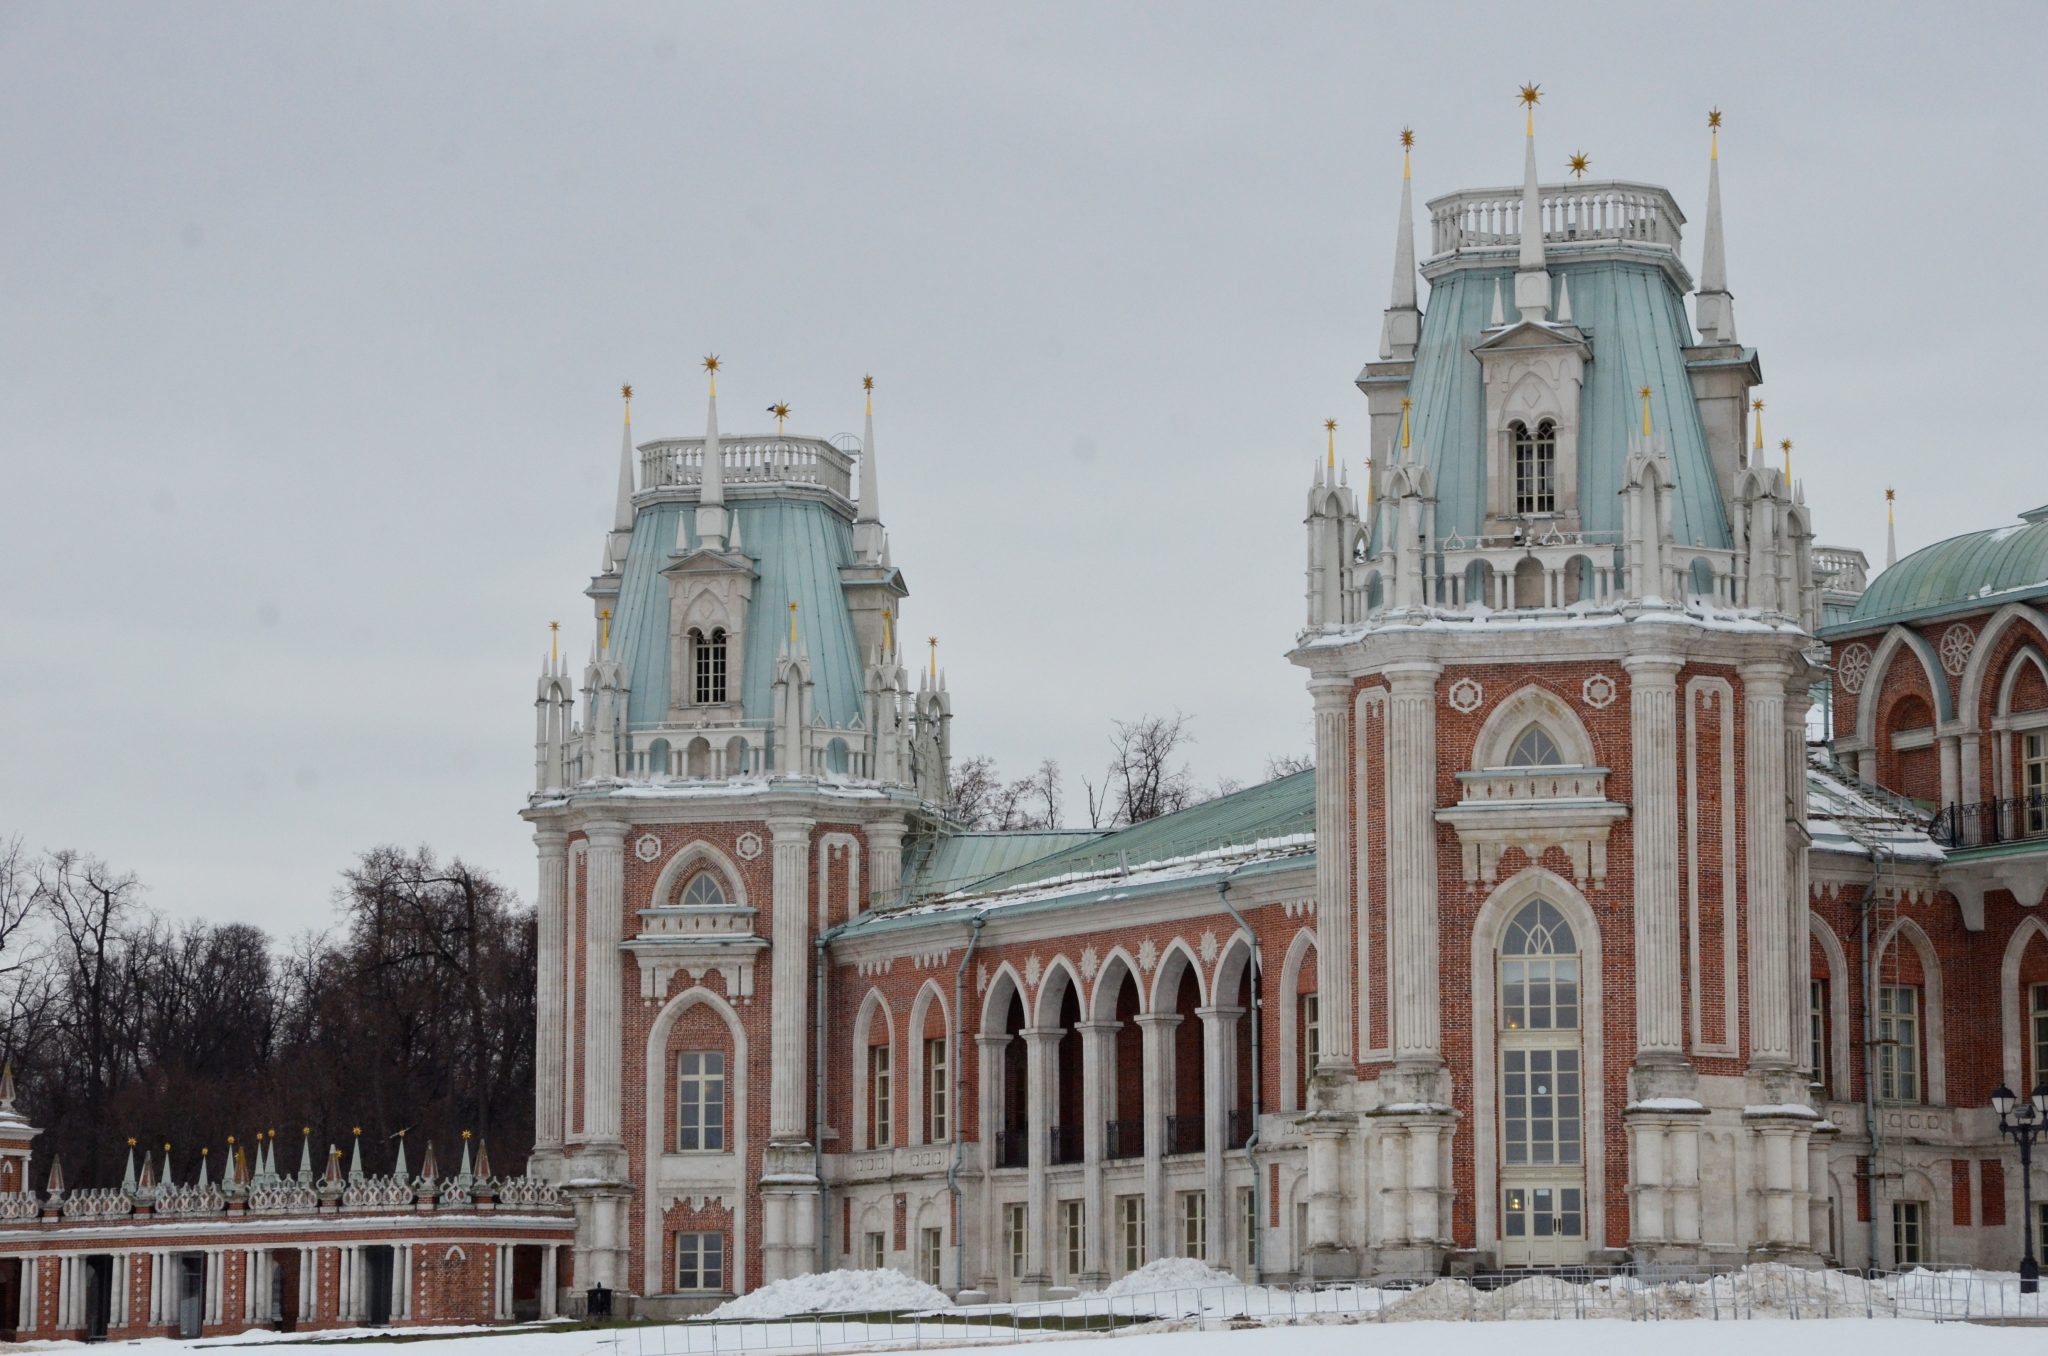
[1097,1258,1245,1298]
[705,1268,954,1320]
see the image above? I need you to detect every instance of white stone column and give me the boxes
[1197,1006,1239,1270]
[1628,656,1686,1059]
[535,829,569,1168]
[1385,662,1444,1067]
[541,1246,560,1318]
[1136,1014,1179,1262]
[1309,679,1354,1066]
[581,821,628,1145]
[1077,1021,1115,1285]
[975,1032,1008,1288]
[1022,1027,1059,1289]
[1742,664,1794,1067]
[766,816,815,1141]
[866,820,905,912]
[1785,688,1815,1079]
[1938,732,1961,811]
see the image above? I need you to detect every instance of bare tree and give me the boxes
[1263,752,1314,778]
[1102,713,1198,825]
[1024,759,1062,828]
[947,755,1002,828]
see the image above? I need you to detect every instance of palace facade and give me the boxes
[524,114,2048,1313]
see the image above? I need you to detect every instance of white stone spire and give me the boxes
[855,375,886,563]
[695,355,728,551]
[1382,130,1422,362]
[1514,86,1552,322]
[1695,111,1738,344]
[612,385,636,534]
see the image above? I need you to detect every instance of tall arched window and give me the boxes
[1498,898,1584,1264]
[693,627,728,704]
[1512,419,1557,515]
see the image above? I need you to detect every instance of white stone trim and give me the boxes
[1874,916,1948,1106]
[1809,913,1853,1101]
[851,987,897,1152]
[1277,928,1318,1113]
[1467,867,1606,1257]
[1999,916,2048,1094]
[905,979,951,1146]
[641,984,748,1298]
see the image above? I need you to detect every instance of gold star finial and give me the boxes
[1639,385,1653,438]
[1568,151,1591,180]
[1324,418,1338,432]
[1399,127,1415,150]
[1400,396,1412,451]
[1708,108,1723,131]
[600,607,612,651]
[789,600,799,645]
[127,1137,136,1147]
[701,355,721,374]
[621,383,632,401]
[1885,487,1896,503]
[1324,418,1337,471]
[1751,398,1765,454]
[862,374,875,392]
[549,620,559,664]
[1780,437,1794,477]
[770,401,791,433]
[1518,83,1542,109]
[927,635,938,682]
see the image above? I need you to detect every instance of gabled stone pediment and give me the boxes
[661,547,757,580]
[1471,319,1590,360]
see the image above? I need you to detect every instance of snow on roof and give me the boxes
[1805,750,1945,863]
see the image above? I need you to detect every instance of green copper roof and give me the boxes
[1843,508,2048,631]
[954,769,1316,897]
[908,830,1111,900]
[610,497,867,731]
[1404,259,1731,550]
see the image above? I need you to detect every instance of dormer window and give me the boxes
[692,627,728,705]
[1512,420,1557,515]
[1506,723,1565,767]
[678,871,728,909]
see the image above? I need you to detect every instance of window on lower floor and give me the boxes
[676,1051,726,1151]
[920,1227,943,1287]
[1178,1191,1207,1261]
[676,1232,725,1292]
[926,1037,948,1142]
[1118,1195,1146,1274]
[1238,1186,1259,1274]
[869,1044,893,1149]
[1892,1201,1925,1268]
[2032,983,2048,1090]
[1878,986,1921,1103]
[1005,1203,1028,1279]
[1060,1199,1085,1280]
[864,1231,886,1271]
[1810,979,1829,1092]
[1300,993,1320,1102]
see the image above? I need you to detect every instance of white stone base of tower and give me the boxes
[759,1145,822,1284]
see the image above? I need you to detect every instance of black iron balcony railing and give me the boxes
[1105,1119,1144,1160]
[1047,1124,1083,1165]
[993,1129,1028,1169]
[1928,793,2048,849]
[1166,1114,1205,1155]
[1226,1109,1254,1150]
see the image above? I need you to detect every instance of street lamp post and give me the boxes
[1991,1082,2048,1295]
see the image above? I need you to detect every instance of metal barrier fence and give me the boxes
[583,1264,2048,1356]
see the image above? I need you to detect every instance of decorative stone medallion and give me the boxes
[1581,673,1618,711]
[1079,946,1100,981]
[633,833,663,863]
[1023,954,1042,988]
[1940,623,1975,676]
[1199,929,1219,964]
[1837,643,1874,694]
[735,831,764,861]
[1447,677,1484,714]
[1137,938,1159,973]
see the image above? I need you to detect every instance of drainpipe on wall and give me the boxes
[949,912,987,1294]
[1856,843,1888,1272]
[814,932,831,1276]
[1216,877,1263,1280]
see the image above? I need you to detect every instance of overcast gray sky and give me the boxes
[3,1,2040,931]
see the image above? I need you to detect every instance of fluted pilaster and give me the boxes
[768,816,815,1141]
[581,821,627,1144]
[1742,663,1793,1066]
[1310,680,1354,1066]
[534,830,569,1162]
[1627,656,1685,1059]
[1386,662,1443,1064]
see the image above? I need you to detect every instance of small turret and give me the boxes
[854,376,886,563]
[1305,419,1361,629]
[1513,84,1552,323]
[696,356,729,551]
[1694,111,1738,345]
[1381,129,1422,362]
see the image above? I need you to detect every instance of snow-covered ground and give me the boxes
[8,1265,2046,1356]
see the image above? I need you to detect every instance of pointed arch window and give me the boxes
[1506,723,1565,768]
[678,871,727,909]
[693,627,728,705]
[1512,419,1557,515]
